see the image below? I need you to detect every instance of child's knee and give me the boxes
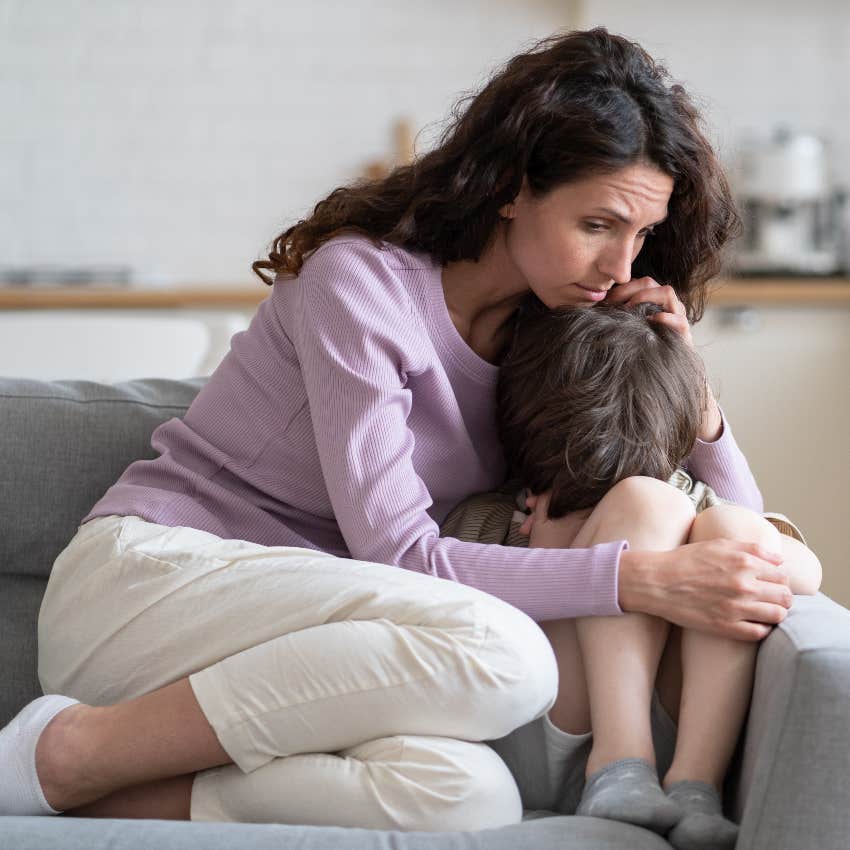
[605,475,696,527]
[690,504,782,549]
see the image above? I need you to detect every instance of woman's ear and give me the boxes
[498,175,529,219]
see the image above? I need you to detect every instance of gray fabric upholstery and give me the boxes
[1,376,849,849]
[0,814,675,850]
[0,377,205,580]
[732,593,850,848]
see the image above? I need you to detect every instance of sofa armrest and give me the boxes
[730,592,850,850]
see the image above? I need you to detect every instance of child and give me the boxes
[440,299,821,849]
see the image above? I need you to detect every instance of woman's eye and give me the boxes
[583,223,655,237]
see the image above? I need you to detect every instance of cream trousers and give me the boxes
[37,515,559,830]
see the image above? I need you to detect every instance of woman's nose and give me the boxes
[596,241,633,285]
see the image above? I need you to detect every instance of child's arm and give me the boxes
[776,533,822,596]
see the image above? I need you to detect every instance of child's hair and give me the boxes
[497,299,709,518]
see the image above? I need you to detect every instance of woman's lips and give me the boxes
[576,284,607,302]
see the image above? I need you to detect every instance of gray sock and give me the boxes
[575,757,683,835]
[665,780,738,850]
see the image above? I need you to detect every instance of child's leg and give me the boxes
[532,478,695,772]
[563,479,697,779]
[663,504,787,792]
[659,504,788,849]
[536,478,697,832]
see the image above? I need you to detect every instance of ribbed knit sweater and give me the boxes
[82,234,763,622]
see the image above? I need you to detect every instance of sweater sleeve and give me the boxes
[282,241,627,623]
[682,406,764,512]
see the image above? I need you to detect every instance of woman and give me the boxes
[0,27,792,831]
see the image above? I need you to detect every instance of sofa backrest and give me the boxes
[0,377,206,579]
[0,377,206,723]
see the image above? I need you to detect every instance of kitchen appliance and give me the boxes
[731,127,847,275]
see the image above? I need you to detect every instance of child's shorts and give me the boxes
[439,467,807,550]
[486,689,679,818]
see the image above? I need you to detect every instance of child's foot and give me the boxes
[575,757,683,835]
[0,694,81,815]
[665,780,738,850]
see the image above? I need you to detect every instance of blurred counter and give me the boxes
[0,285,268,309]
[0,278,849,309]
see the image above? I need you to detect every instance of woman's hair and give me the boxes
[498,300,709,518]
[252,26,740,322]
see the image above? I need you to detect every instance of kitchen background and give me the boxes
[2,0,848,604]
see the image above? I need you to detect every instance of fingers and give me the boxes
[647,311,694,347]
[731,621,774,642]
[532,490,552,519]
[605,277,661,304]
[758,569,792,590]
[746,542,785,565]
[605,278,692,346]
[608,279,685,314]
[698,618,773,642]
[742,601,790,625]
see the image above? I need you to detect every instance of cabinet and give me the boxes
[0,309,253,382]
[693,305,850,607]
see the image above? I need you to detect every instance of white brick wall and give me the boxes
[1,0,569,284]
[580,0,850,185]
[3,1,848,283]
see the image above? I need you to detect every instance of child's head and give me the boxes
[498,299,709,518]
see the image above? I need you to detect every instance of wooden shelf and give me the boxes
[0,285,269,309]
[707,278,850,306]
[0,278,848,310]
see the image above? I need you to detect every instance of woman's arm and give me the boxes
[282,239,629,624]
[617,543,792,641]
[521,489,793,642]
[682,401,764,513]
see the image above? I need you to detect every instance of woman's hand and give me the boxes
[605,276,723,440]
[604,276,693,349]
[618,542,794,642]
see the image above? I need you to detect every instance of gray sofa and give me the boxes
[2,376,849,850]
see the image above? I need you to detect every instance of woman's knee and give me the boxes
[469,598,559,736]
[361,736,523,831]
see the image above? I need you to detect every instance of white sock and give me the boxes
[0,694,81,815]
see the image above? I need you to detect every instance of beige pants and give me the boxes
[37,515,560,830]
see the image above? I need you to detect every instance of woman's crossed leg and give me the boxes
[31,516,559,829]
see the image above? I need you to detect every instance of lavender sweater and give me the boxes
[82,235,763,622]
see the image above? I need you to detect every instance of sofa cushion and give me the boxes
[0,813,673,850]
[0,377,205,579]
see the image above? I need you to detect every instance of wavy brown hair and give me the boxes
[498,300,709,517]
[252,26,741,322]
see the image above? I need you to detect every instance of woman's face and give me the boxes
[501,162,674,309]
